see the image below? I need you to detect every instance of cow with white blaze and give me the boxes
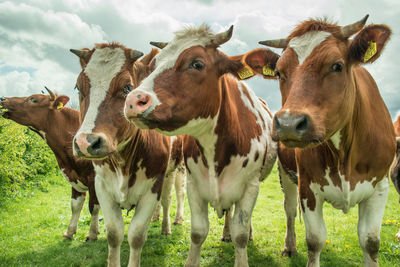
[124,25,277,267]
[0,88,99,241]
[70,44,186,267]
[244,15,395,266]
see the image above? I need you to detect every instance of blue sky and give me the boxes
[0,0,399,116]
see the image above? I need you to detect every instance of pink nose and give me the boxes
[125,91,152,118]
[73,132,107,158]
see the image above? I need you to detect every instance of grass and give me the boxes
[1,167,400,266]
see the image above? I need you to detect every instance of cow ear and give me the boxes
[224,48,280,80]
[349,24,391,64]
[52,95,70,110]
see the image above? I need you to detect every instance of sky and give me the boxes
[0,0,399,117]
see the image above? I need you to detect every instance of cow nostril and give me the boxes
[274,117,281,130]
[130,104,133,109]
[91,137,102,151]
[296,116,309,132]
[137,95,150,106]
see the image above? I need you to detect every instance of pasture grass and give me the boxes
[1,167,400,266]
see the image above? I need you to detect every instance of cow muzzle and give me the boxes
[124,90,153,121]
[273,111,317,148]
[73,132,111,159]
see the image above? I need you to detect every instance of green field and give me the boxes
[0,167,400,267]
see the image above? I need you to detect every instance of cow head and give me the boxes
[70,43,145,159]
[0,87,69,129]
[258,15,391,148]
[124,25,277,136]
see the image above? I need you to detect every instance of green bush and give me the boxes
[0,117,59,201]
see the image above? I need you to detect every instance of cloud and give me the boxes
[0,0,399,118]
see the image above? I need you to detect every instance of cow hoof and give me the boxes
[161,229,172,235]
[85,236,98,242]
[173,218,183,225]
[63,233,73,240]
[281,249,298,257]
[221,236,232,242]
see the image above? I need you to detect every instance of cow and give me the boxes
[389,115,400,240]
[70,43,186,267]
[0,88,100,241]
[241,15,395,266]
[124,25,277,267]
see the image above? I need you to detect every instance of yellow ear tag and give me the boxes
[57,102,64,110]
[364,41,377,62]
[237,67,254,80]
[262,65,275,77]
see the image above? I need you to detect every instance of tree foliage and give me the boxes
[0,117,59,201]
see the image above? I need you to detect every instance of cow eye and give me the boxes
[29,98,38,103]
[330,62,343,72]
[122,84,133,96]
[189,60,205,70]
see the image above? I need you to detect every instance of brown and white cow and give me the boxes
[389,115,400,240]
[245,15,395,266]
[124,25,277,267]
[70,44,186,267]
[0,88,100,241]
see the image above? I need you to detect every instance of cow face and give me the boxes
[0,89,69,129]
[259,16,391,148]
[71,43,143,159]
[124,25,273,136]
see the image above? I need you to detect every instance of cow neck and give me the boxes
[40,108,81,169]
[96,125,141,175]
[328,66,395,181]
[192,75,263,177]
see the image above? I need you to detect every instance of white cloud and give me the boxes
[0,0,399,117]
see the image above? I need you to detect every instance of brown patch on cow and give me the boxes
[394,116,400,137]
[288,18,342,41]
[254,151,259,162]
[234,233,249,248]
[242,158,249,168]
[183,135,208,175]
[365,235,379,262]
[214,76,262,176]
[171,136,184,167]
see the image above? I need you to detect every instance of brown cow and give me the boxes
[124,25,278,267]
[70,44,186,267]
[243,15,395,266]
[389,115,400,240]
[0,89,100,241]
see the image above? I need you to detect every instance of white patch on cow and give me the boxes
[135,25,221,114]
[60,168,88,193]
[309,167,377,213]
[330,130,341,150]
[289,31,331,65]
[93,162,156,210]
[184,80,277,217]
[78,47,126,135]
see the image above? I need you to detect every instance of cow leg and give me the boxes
[231,178,260,267]
[86,204,100,241]
[221,208,233,242]
[358,177,389,267]
[185,179,209,267]
[127,191,159,267]
[86,186,100,241]
[302,194,325,267]
[96,178,124,267]
[173,166,186,225]
[160,170,175,235]
[63,188,86,240]
[278,160,298,256]
[151,202,161,222]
